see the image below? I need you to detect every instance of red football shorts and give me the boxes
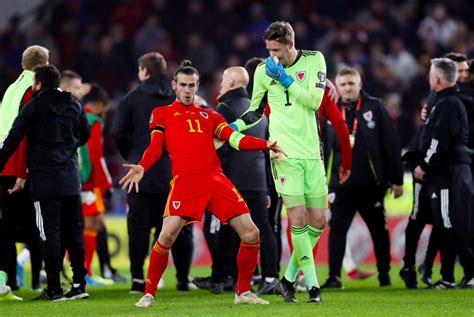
[164,172,249,224]
[81,188,105,217]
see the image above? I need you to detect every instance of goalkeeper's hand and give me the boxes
[265,57,294,89]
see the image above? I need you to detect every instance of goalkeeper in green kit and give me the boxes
[231,21,327,303]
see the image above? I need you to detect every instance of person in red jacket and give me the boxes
[78,84,113,285]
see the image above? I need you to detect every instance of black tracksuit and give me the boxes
[0,88,91,292]
[111,75,193,284]
[418,86,474,279]
[203,87,278,283]
[401,126,435,272]
[325,91,403,279]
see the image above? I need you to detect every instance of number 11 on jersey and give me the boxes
[187,119,203,133]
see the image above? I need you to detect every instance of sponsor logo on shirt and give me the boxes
[173,111,181,116]
[270,79,277,86]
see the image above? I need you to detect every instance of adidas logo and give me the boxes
[173,111,181,116]
[270,80,277,86]
[300,256,309,261]
[431,192,438,199]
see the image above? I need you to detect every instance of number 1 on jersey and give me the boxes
[186,119,203,133]
[284,90,292,106]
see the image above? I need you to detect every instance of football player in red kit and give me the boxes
[120,60,286,308]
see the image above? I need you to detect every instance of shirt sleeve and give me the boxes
[15,88,33,178]
[0,102,35,171]
[88,122,112,190]
[139,108,165,172]
[111,97,132,160]
[322,92,352,171]
[287,52,326,111]
[233,65,268,131]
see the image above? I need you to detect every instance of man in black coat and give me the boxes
[111,52,194,293]
[322,67,404,289]
[414,58,474,288]
[0,64,91,300]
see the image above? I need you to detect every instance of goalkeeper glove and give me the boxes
[265,57,294,89]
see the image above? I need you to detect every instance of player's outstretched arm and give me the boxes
[266,140,287,157]
[217,123,287,156]
[119,164,144,193]
[231,65,268,132]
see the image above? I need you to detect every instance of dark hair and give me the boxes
[82,83,109,105]
[61,70,82,81]
[173,60,200,80]
[244,57,264,80]
[469,59,474,76]
[263,21,294,44]
[138,52,167,76]
[33,64,60,89]
[444,52,468,63]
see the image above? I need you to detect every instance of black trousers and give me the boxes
[35,195,86,292]
[96,225,114,277]
[328,187,391,277]
[243,191,278,278]
[127,192,193,283]
[267,183,282,273]
[402,181,433,269]
[202,191,279,282]
[424,164,474,279]
[203,212,239,283]
[0,177,42,288]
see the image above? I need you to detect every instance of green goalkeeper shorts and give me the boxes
[270,157,328,208]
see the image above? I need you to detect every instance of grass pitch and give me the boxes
[2,265,473,316]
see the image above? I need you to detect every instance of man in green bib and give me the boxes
[231,21,327,303]
[0,45,49,301]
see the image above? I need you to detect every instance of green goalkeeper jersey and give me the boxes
[234,50,326,159]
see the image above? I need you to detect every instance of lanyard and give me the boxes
[341,98,361,136]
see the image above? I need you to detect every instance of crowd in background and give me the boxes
[0,0,473,191]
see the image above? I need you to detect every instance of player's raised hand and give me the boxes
[267,140,287,158]
[265,57,294,89]
[326,79,339,101]
[119,164,145,193]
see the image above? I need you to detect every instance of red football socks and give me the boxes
[236,241,260,295]
[83,228,97,276]
[145,241,171,297]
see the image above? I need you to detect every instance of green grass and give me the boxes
[3,265,474,316]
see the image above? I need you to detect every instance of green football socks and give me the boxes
[283,225,323,288]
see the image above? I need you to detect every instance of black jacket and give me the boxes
[216,87,268,192]
[419,86,470,173]
[0,88,90,199]
[326,90,403,190]
[111,75,175,193]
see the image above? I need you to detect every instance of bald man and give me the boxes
[196,67,279,294]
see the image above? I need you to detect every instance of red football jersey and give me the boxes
[148,100,228,176]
